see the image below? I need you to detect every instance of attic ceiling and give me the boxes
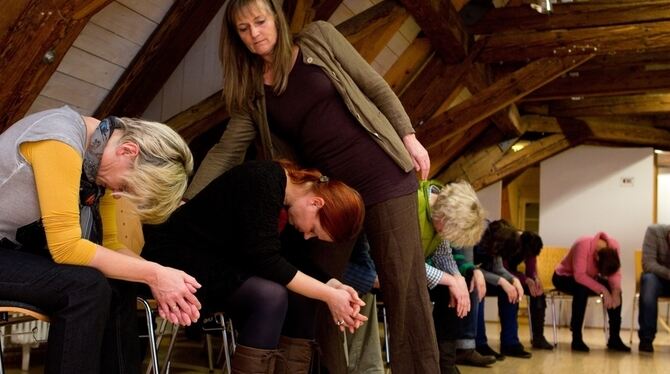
[1,0,670,190]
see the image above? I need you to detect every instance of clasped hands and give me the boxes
[326,279,368,333]
[150,266,202,326]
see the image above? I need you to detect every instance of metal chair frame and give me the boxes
[202,312,236,373]
[0,301,50,374]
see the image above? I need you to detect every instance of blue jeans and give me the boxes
[476,284,520,348]
[638,272,670,343]
[0,248,140,374]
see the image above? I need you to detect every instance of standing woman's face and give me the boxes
[234,1,278,60]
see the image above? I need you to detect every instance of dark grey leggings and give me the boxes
[225,276,318,349]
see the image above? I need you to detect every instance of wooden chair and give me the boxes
[0,301,49,374]
[535,246,608,346]
[628,249,670,343]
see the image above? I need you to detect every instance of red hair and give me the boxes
[278,160,364,242]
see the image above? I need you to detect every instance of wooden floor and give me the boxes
[4,322,670,373]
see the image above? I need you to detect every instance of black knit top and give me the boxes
[142,161,299,310]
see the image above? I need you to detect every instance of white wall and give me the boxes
[476,182,504,322]
[658,167,670,224]
[540,145,655,328]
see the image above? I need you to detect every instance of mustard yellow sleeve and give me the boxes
[21,140,96,265]
[100,189,126,250]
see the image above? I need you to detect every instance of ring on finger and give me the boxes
[336,320,344,326]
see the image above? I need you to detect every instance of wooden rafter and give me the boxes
[284,0,315,34]
[336,0,408,63]
[94,0,226,118]
[166,92,228,144]
[438,130,580,190]
[428,121,489,178]
[312,0,344,21]
[522,93,670,117]
[384,37,432,94]
[524,67,670,101]
[416,54,594,150]
[398,0,468,63]
[0,0,112,132]
[470,2,670,34]
[523,115,670,149]
[478,21,670,63]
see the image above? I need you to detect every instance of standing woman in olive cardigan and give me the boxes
[185,0,439,372]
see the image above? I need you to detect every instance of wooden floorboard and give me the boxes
[4,321,670,373]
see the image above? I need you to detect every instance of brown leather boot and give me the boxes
[231,344,285,374]
[278,336,317,374]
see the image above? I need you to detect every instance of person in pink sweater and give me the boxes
[552,232,630,352]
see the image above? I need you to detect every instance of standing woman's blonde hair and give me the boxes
[431,180,486,247]
[115,118,193,224]
[220,0,294,112]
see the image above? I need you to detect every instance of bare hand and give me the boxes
[471,269,486,301]
[449,275,471,318]
[150,266,201,326]
[499,278,519,304]
[325,279,367,332]
[526,278,543,297]
[512,278,525,301]
[402,133,430,180]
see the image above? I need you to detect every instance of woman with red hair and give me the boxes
[143,159,367,373]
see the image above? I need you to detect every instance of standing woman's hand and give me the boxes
[402,133,431,180]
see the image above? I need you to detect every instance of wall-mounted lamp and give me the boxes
[530,0,553,14]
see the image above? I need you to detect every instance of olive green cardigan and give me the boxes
[185,21,415,199]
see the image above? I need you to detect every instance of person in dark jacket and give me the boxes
[143,160,367,373]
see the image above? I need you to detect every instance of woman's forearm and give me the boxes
[88,245,160,283]
[285,271,335,303]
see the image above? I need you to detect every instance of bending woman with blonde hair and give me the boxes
[143,160,367,373]
[0,106,198,374]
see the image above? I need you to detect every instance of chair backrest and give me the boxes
[634,249,642,292]
[536,246,569,291]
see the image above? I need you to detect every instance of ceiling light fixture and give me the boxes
[530,0,553,14]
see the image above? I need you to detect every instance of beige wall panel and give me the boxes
[41,72,109,114]
[73,23,140,68]
[117,0,174,23]
[160,62,185,120]
[90,1,157,46]
[58,47,125,90]
[26,96,86,117]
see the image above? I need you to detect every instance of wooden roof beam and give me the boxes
[416,54,594,150]
[399,0,468,63]
[523,114,670,149]
[437,130,580,190]
[0,0,112,132]
[524,67,670,101]
[470,1,670,34]
[336,0,409,63]
[384,37,432,94]
[522,93,670,117]
[95,0,226,118]
[166,92,228,144]
[478,21,670,63]
[399,43,483,127]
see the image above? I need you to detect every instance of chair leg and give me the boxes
[206,334,215,372]
[1,333,5,374]
[138,298,160,374]
[629,294,638,344]
[550,294,558,347]
[600,296,609,342]
[381,303,390,364]
[160,324,179,374]
[526,296,533,342]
